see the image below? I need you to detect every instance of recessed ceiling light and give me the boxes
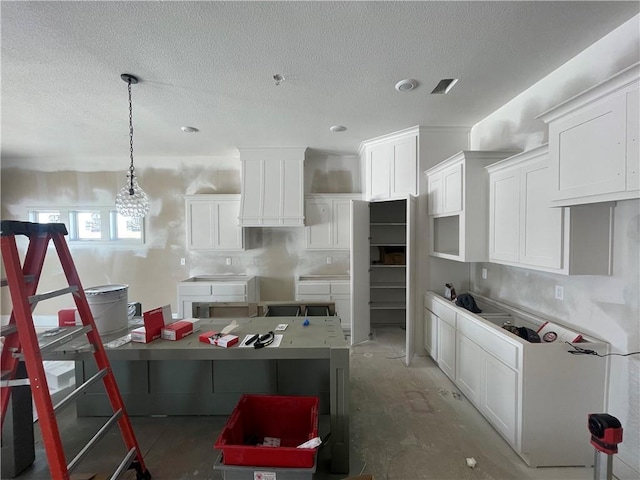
[395,79,418,92]
[330,125,347,132]
[181,126,199,133]
[431,79,459,95]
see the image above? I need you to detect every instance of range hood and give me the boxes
[237,147,306,227]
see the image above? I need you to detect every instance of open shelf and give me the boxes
[370,302,406,310]
[371,282,406,289]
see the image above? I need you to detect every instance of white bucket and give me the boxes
[85,284,129,335]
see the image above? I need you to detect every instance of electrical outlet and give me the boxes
[180,258,186,266]
[481,268,488,280]
[555,285,564,300]
[226,257,232,266]
[326,256,332,265]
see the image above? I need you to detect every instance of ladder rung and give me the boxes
[110,447,138,480]
[0,378,30,388]
[37,326,93,357]
[66,409,124,474]
[1,275,36,287]
[0,324,18,336]
[53,368,108,413]
[29,285,78,305]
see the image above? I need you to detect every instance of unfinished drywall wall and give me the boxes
[0,153,359,321]
[470,15,640,478]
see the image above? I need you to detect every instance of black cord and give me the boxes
[565,342,640,357]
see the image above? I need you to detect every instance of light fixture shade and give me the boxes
[115,173,150,218]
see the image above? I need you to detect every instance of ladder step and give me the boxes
[1,274,36,287]
[29,285,78,305]
[36,326,93,357]
[111,447,138,480]
[66,409,124,474]
[0,377,30,388]
[52,368,108,413]
[0,323,18,336]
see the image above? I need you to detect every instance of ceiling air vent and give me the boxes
[431,78,459,95]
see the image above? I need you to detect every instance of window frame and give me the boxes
[28,207,145,245]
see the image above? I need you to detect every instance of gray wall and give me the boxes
[470,15,640,478]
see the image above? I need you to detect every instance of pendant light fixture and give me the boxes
[115,73,150,218]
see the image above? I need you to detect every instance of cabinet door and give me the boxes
[333,199,352,249]
[550,92,627,201]
[305,199,333,249]
[456,333,483,406]
[186,200,215,249]
[427,172,442,215]
[332,294,351,331]
[391,136,417,198]
[489,168,520,263]
[482,354,518,446]
[520,160,562,269]
[215,200,243,250]
[423,309,438,360]
[437,318,456,381]
[442,162,463,214]
[367,144,392,200]
[627,88,640,192]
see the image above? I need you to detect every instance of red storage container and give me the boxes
[214,394,319,468]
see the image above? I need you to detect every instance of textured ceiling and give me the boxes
[2,1,639,170]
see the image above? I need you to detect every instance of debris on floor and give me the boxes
[466,457,477,468]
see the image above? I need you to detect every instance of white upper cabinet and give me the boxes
[425,150,518,262]
[364,132,417,200]
[488,146,562,269]
[237,147,306,226]
[538,62,639,206]
[360,125,470,202]
[185,194,244,251]
[487,146,613,275]
[304,194,359,250]
[428,160,463,215]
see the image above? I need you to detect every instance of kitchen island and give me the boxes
[63,316,348,473]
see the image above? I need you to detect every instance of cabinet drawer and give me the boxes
[297,283,331,295]
[212,284,246,296]
[457,314,519,370]
[431,300,456,327]
[297,294,331,302]
[213,295,247,302]
[178,284,213,296]
[330,282,350,295]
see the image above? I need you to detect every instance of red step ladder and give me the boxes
[1,220,151,480]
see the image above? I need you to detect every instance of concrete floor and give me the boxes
[11,326,595,480]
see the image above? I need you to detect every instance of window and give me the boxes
[28,207,144,244]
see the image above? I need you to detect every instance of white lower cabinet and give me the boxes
[437,318,456,381]
[177,276,259,318]
[423,308,438,360]
[296,278,351,330]
[456,333,484,406]
[482,351,518,446]
[424,291,607,467]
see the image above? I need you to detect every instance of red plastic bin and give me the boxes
[214,394,320,468]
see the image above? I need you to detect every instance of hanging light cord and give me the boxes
[127,78,135,195]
